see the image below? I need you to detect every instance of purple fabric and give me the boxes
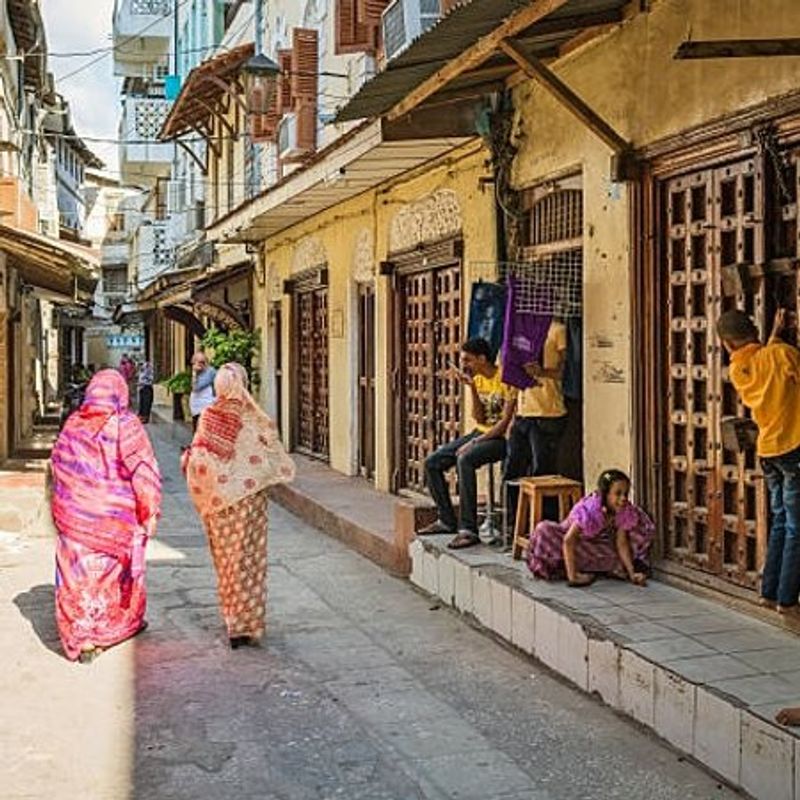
[500,277,552,390]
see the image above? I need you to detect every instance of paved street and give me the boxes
[0,423,740,800]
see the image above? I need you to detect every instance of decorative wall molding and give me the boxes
[266,263,282,302]
[292,236,327,275]
[352,228,375,284]
[389,189,463,254]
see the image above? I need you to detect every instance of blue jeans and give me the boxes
[761,446,800,607]
[425,431,507,534]
[504,415,568,525]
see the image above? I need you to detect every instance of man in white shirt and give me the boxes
[189,352,216,431]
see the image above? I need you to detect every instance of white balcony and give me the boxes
[132,219,173,291]
[119,96,173,186]
[113,0,172,77]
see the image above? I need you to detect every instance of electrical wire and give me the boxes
[56,0,194,85]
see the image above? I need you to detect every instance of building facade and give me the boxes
[0,0,100,460]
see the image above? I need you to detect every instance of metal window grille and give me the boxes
[131,0,171,15]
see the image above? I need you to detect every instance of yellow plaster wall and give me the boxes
[254,142,495,489]
[512,0,800,485]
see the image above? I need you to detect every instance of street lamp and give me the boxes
[243,53,280,116]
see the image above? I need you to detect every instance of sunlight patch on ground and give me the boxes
[146,539,188,562]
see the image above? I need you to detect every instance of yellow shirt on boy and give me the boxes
[729,339,800,458]
[516,322,568,418]
[472,370,516,434]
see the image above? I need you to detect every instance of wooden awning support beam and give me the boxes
[386,0,570,122]
[195,120,221,159]
[498,38,630,156]
[207,74,248,115]
[675,39,800,60]
[176,139,208,176]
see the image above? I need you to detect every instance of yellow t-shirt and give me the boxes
[472,369,515,434]
[729,339,800,457]
[516,322,568,418]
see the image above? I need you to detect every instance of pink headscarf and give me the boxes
[184,363,294,519]
[50,370,162,561]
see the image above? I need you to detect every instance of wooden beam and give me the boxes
[674,39,800,60]
[498,38,630,154]
[386,0,570,121]
[176,139,208,175]
[207,74,248,114]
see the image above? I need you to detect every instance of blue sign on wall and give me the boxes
[165,75,182,101]
[106,334,144,349]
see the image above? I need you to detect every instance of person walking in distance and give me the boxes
[717,308,800,613]
[189,352,216,432]
[138,360,155,423]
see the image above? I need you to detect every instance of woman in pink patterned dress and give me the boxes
[182,363,294,649]
[50,370,162,662]
[527,469,654,587]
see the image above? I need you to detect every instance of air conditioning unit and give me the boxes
[382,0,441,62]
[278,112,304,161]
[348,52,376,96]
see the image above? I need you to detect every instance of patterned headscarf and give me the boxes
[50,370,162,560]
[184,362,294,519]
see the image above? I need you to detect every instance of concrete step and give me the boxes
[411,536,800,800]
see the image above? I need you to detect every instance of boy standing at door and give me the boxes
[418,338,516,550]
[717,308,800,612]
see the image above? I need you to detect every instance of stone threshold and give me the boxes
[411,535,800,800]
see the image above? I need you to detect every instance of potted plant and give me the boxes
[200,326,261,388]
[162,370,192,421]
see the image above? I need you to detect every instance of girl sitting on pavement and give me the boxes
[527,469,654,588]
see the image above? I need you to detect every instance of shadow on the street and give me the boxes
[13,583,63,657]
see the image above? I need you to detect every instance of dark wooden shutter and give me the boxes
[357,0,389,50]
[277,49,293,116]
[336,0,378,55]
[291,28,318,154]
[249,85,279,143]
[291,28,319,101]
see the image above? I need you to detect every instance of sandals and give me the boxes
[567,574,596,588]
[78,646,103,664]
[418,520,456,536]
[230,635,261,649]
[447,532,480,550]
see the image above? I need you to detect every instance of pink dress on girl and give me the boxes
[527,492,655,580]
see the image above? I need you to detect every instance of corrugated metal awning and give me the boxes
[336,0,628,122]
[208,119,473,243]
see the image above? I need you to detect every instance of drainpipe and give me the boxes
[253,0,263,193]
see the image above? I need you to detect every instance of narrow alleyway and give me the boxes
[1,423,740,800]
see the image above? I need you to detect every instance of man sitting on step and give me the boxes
[418,337,516,550]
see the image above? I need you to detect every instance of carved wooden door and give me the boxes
[358,283,376,479]
[664,157,767,588]
[397,261,462,493]
[295,285,329,459]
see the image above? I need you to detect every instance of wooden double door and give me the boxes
[392,242,463,493]
[658,145,800,591]
[293,277,329,459]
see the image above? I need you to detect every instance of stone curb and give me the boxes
[410,538,798,800]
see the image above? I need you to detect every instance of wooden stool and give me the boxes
[512,475,582,560]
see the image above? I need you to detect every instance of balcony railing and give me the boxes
[133,219,174,290]
[119,96,173,185]
[113,0,172,76]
